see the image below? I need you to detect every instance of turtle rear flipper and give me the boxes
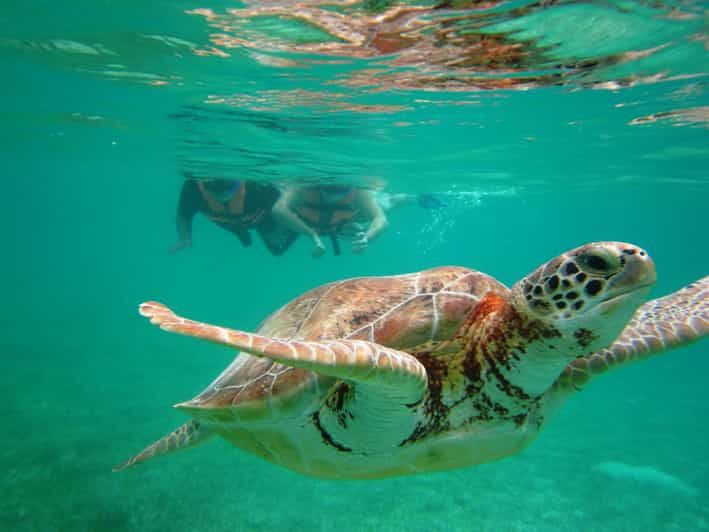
[555,275,708,390]
[113,420,213,471]
[140,301,428,403]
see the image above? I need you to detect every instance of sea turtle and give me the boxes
[115,242,707,479]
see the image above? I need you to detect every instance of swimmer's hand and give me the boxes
[352,232,368,254]
[169,239,192,255]
[339,222,365,237]
[311,235,326,258]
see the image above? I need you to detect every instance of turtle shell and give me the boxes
[189,266,507,411]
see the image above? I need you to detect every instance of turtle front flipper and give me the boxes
[140,301,428,403]
[554,275,708,390]
[113,420,213,471]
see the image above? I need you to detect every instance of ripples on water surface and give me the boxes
[1,1,708,531]
[3,0,708,189]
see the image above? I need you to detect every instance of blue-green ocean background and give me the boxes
[1,1,708,530]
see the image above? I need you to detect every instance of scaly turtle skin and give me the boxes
[115,242,708,479]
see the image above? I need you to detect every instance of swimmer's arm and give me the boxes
[359,191,388,242]
[273,187,325,257]
[172,180,201,252]
[272,188,319,239]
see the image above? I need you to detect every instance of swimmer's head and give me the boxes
[206,179,239,200]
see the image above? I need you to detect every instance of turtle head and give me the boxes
[511,242,656,356]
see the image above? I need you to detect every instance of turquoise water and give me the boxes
[1,1,708,530]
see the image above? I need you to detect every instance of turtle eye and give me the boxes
[577,250,619,275]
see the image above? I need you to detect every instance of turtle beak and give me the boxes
[605,248,656,297]
[595,248,656,316]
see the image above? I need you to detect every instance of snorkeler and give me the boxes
[170,176,298,256]
[272,184,388,257]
